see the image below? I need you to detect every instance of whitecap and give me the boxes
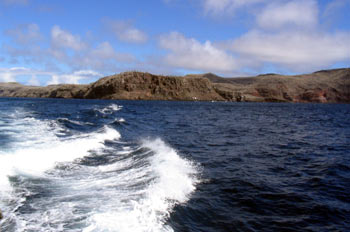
[84,138,199,232]
[95,104,123,114]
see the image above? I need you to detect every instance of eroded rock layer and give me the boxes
[1,69,349,103]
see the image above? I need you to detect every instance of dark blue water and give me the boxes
[0,98,349,232]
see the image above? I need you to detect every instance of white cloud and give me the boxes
[5,23,42,44]
[47,70,101,85]
[0,67,101,85]
[184,0,348,73]
[159,31,238,73]
[90,42,119,59]
[51,25,87,51]
[2,2,350,78]
[105,20,148,44]
[0,67,30,83]
[257,0,318,30]
[3,24,136,73]
[46,75,60,85]
[48,46,67,60]
[218,0,350,72]
[27,75,40,85]
[49,27,136,72]
[73,70,101,76]
[227,30,350,72]
[71,41,135,71]
[0,67,48,83]
[0,71,16,82]
[202,0,266,15]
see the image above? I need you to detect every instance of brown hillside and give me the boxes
[0,68,349,103]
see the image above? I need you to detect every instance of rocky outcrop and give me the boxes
[0,72,225,101]
[0,82,88,99]
[203,68,350,103]
[83,72,224,101]
[0,69,349,103]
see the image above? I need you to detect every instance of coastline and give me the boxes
[0,68,349,103]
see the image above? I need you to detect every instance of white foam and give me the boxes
[96,104,123,114]
[0,117,120,193]
[109,104,122,111]
[1,107,199,232]
[85,138,199,232]
[57,117,94,126]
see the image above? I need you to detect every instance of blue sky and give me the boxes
[0,0,349,85]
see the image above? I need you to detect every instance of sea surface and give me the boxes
[0,98,349,232]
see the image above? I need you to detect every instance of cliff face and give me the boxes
[0,72,225,101]
[0,69,349,103]
[83,72,224,101]
[204,68,350,103]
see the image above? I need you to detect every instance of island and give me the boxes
[0,68,349,103]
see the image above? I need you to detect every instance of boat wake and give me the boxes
[0,105,198,232]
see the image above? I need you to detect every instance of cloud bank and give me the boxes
[1,0,349,84]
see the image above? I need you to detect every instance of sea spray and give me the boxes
[84,139,199,232]
[0,107,122,231]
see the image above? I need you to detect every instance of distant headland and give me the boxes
[0,68,349,103]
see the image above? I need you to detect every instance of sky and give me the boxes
[0,0,349,85]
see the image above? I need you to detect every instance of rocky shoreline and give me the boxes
[0,68,349,103]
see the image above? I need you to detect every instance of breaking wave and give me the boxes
[0,104,198,232]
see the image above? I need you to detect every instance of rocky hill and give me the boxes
[209,68,350,103]
[0,68,349,103]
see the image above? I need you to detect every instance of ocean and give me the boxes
[0,98,349,232]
